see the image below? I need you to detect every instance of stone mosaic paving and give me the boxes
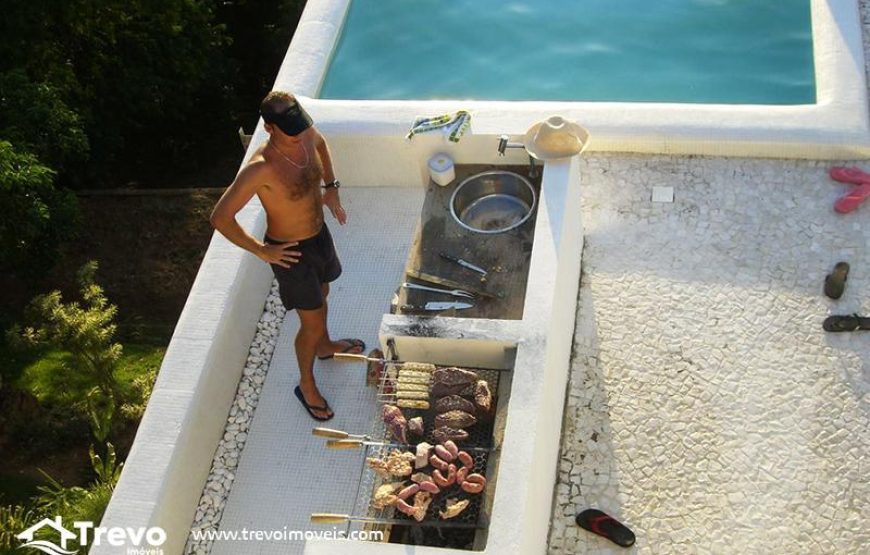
[547,155,869,554]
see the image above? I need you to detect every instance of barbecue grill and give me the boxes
[310,339,514,550]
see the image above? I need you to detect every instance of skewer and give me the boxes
[326,439,493,453]
[310,513,481,529]
[311,427,370,440]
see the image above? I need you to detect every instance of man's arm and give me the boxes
[210,162,300,268]
[314,130,347,225]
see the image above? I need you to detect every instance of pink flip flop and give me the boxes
[830,166,870,186]
[834,183,870,214]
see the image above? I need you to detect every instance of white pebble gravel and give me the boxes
[184,281,285,555]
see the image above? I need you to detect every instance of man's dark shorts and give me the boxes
[265,224,342,311]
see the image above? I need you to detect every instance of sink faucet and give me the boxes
[497,134,538,179]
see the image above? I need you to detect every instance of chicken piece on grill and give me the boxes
[434,394,476,415]
[433,367,479,387]
[432,426,469,443]
[408,416,425,437]
[372,482,403,509]
[367,450,415,478]
[434,410,477,429]
[473,380,492,412]
[439,498,471,520]
[411,491,432,522]
[382,404,408,444]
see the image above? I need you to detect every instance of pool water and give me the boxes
[319,0,815,104]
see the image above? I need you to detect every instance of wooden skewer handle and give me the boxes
[333,352,378,362]
[311,427,349,439]
[310,513,350,524]
[326,439,364,449]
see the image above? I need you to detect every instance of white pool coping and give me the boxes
[280,0,870,160]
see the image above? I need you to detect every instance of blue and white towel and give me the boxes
[406,110,471,142]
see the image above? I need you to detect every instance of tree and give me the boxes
[0,141,79,274]
[8,262,123,439]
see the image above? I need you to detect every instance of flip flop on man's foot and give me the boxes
[317,338,366,360]
[823,314,870,332]
[294,386,334,421]
[824,262,850,299]
[575,508,636,548]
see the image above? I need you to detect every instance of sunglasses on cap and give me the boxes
[262,102,313,136]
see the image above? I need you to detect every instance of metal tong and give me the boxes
[401,281,474,299]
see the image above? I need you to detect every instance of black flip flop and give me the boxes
[575,508,636,548]
[294,386,334,421]
[823,314,870,332]
[824,262,850,299]
[317,338,366,360]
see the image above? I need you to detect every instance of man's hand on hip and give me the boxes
[258,242,301,268]
[323,188,347,225]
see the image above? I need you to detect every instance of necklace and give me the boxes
[269,140,309,169]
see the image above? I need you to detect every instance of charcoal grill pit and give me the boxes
[315,345,513,551]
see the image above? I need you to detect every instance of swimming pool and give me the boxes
[272,0,868,162]
[320,0,815,104]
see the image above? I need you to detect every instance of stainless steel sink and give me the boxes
[449,170,536,234]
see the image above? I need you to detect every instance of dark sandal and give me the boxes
[294,386,333,421]
[824,262,849,299]
[575,508,636,548]
[317,338,366,360]
[823,314,870,332]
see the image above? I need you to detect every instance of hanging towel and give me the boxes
[406,110,472,142]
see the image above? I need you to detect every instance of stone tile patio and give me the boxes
[547,155,869,554]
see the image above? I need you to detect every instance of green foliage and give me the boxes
[120,363,158,421]
[0,70,89,179]
[8,262,123,438]
[0,0,236,185]
[0,505,39,551]
[0,141,79,274]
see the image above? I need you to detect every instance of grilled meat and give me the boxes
[473,380,492,412]
[430,382,469,398]
[415,442,432,469]
[439,498,470,520]
[411,491,432,522]
[372,482,403,509]
[382,404,408,444]
[433,395,476,414]
[432,426,469,443]
[433,367,479,387]
[434,410,477,429]
[367,450,415,478]
[408,416,424,437]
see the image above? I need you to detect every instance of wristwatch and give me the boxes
[322,179,341,189]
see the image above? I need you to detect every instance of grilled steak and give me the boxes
[432,426,469,443]
[430,382,469,398]
[473,380,492,412]
[434,395,476,414]
[382,404,408,444]
[433,367,479,387]
[435,410,477,429]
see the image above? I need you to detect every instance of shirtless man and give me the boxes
[210,91,364,421]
